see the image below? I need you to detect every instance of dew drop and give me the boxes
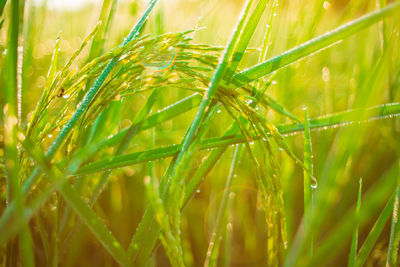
[323,1,331,10]
[311,184,318,189]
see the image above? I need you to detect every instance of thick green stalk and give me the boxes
[3,0,34,265]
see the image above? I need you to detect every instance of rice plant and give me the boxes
[1,0,400,266]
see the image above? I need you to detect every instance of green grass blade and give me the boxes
[58,184,130,266]
[74,102,400,176]
[387,184,400,266]
[304,167,397,266]
[116,88,161,154]
[3,0,34,265]
[303,108,314,257]
[231,2,400,88]
[66,93,202,171]
[58,89,161,264]
[87,0,118,61]
[355,194,395,267]
[224,0,269,82]
[0,0,6,16]
[204,145,242,267]
[19,138,130,266]
[348,178,362,267]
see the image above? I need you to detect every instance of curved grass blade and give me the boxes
[387,184,400,266]
[74,102,400,176]
[355,194,395,267]
[231,2,400,88]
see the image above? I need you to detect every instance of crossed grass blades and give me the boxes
[1,0,400,266]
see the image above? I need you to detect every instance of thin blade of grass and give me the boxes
[386,184,400,266]
[204,145,242,267]
[0,0,6,15]
[87,0,118,61]
[231,2,400,88]
[224,0,269,82]
[305,166,397,266]
[303,108,314,257]
[348,178,362,267]
[355,192,395,267]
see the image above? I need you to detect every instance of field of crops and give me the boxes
[1,0,400,266]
